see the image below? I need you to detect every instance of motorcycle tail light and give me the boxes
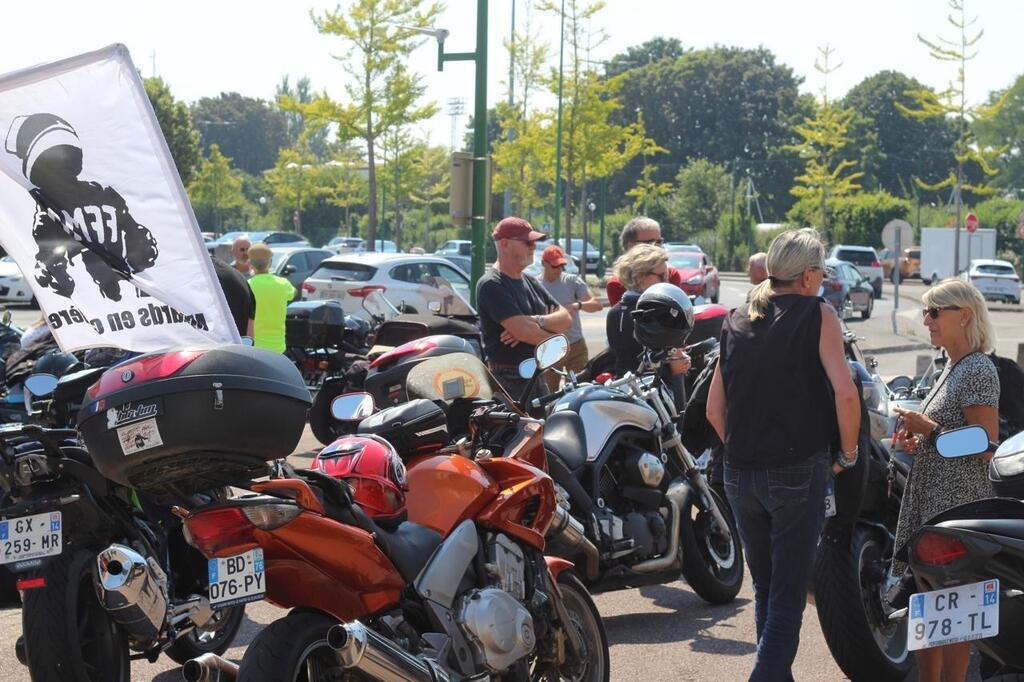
[913,530,969,566]
[241,503,301,530]
[88,350,204,400]
[16,577,46,590]
[184,506,258,558]
[369,339,438,370]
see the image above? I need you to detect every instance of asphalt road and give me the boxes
[0,281,997,681]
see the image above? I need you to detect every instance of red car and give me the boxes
[666,249,720,303]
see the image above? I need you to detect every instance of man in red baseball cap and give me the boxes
[538,245,602,391]
[476,217,572,398]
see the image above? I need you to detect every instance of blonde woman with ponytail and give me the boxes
[706,228,861,681]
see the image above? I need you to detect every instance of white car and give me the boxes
[324,237,366,254]
[962,259,1021,304]
[436,240,472,257]
[829,245,883,299]
[0,256,35,305]
[302,253,474,317]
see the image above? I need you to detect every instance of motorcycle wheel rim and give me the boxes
[293,639,344,682]
[555,582,605,682]
[695,509,736,571]
[858,537,909,665]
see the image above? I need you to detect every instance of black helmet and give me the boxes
[34,350,80,379]
[632,283,695,350]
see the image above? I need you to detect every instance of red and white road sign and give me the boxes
[965,213,979,233]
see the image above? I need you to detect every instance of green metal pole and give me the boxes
[597,178,607,277]
[552,0,566,242]
[469,0,489,306]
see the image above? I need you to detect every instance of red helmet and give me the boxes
[313,435,407,523]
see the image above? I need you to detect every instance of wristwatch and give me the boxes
[574,301,582,311]
[535,315,546,330]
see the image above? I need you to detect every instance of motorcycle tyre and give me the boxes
[237,610,339,682]
[813,526,910,682]
[680,487,744,605]
[309,380,348,446]
[22,549,130,682]
[543,572,610,682]
[163,603,245,665]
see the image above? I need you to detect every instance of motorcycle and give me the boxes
[527,338,744,604]
[1,354,255,682]
[285,299,373,392]
[901,425,1024,679]
[182,336,610,681]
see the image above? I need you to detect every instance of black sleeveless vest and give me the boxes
[720,294,839,469]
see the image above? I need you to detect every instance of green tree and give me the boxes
[276,75,331,160]
[841,71,959,199]
[661,159,731,238]
[321,145,369,237]
[897,0,1009,264]
[187,144,249,233]
[974,73,1024,193]
[605,36,684,77]
[788,191,912,247]
[607,45,808,220]
[144,76,201,186]
[289,0,443,250]
[192,93,289,175]
[972,196,1024,267]
[264,147,327,234]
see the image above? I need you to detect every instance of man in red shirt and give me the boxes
[606,216,684,305]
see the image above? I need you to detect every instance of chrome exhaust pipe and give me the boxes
[631,480,686,574]
[182,653,239,682]
[328,621,449,682]
[545,504,600,580]
[94,544,168,642]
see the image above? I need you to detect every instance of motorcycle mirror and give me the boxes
[24,373,59,398]
[518,358,537,379]
[428,301,441,313]
[935,425,991,459]
[330,392,375,422]
[535,334,569,371]
[1,310,10,326]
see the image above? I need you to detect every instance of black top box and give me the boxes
[79,346,311,494]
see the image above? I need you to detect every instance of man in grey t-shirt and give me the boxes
[539,245,603,391]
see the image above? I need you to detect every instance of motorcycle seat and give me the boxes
[377,521,444,584]
[543,411,588,474]
[936,518,1024,542]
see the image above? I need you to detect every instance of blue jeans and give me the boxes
[724,453,830,682]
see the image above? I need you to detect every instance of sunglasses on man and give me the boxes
[636,238,664,246]
[922,306,961,319]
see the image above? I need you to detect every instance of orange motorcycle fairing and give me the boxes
[405,454,500,535]
[476,458,556,550]
[255,512,405,621]
[503,420,547,470]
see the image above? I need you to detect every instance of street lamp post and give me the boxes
[409,2,489,305]
[553,0,566,243]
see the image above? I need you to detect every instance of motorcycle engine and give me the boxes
[457,533,535,672]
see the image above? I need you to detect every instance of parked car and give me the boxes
[435,239,472,257]
[439,254,472,275]
[961,258,1021,304]
[302,253,473,317]
[666,249,720,303]
[821,258,874,319]
[0,256,34,306]
[555,238,604,274]
[324,236,365,254]
[663,242,703,253]
[207,230,309,260]
[270,247,333,301]
[879,246,921,282]
[362,239,400,253]
[828,245,883,298]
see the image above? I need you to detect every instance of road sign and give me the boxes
[542,222,551,233]
[881,219,913,252]
[966,213,979,233]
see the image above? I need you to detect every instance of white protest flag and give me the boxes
[0,44,239,352]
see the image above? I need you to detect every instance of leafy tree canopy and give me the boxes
[192,92,289,175]
[144,76,201,186]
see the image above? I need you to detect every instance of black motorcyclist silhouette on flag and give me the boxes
[4,113,158,301]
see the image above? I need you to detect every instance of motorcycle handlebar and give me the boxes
[477,411,521,426]
[531,389,564,410]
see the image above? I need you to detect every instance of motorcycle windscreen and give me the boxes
[406,352,501,403]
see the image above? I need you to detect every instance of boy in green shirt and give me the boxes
[247,243,295,352]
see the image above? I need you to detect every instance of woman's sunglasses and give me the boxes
[922,305,961,319]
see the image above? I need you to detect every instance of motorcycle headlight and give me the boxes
[687,274,703,284]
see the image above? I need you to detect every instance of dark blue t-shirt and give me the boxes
[476,268,558,364]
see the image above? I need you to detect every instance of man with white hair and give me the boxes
[748,252,768,285]
[606,216,685,306]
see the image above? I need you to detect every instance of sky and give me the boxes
[1,0,1022,149]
